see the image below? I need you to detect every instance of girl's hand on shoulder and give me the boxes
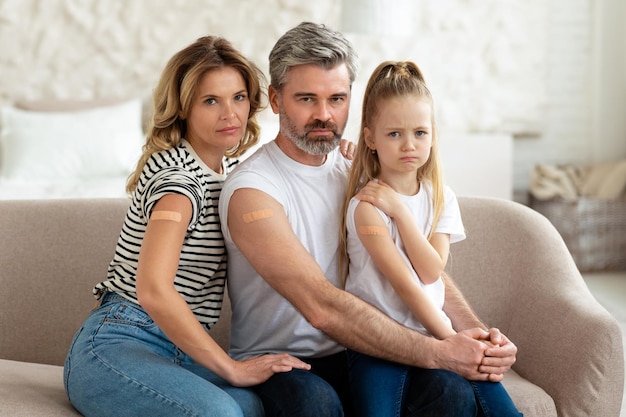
[229,353,310,387]
[356,180,403,218]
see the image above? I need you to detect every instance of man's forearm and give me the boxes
[319,288,496,380]
[314,287,439,368]
[442,272,487,331]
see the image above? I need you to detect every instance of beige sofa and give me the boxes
[0,197,623,416]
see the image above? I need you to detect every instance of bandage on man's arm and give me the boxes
[226,187,440,368]
[242,208,274,223]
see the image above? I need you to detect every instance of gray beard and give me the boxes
[290,132,340,155]
[279,108,342,156]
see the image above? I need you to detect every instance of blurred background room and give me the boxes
[0,0,624,200]
[0,1,624,412]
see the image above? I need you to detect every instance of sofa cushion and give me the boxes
[0,359,557,417]
[0,359,80,416]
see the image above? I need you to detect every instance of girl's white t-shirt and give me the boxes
[345,182,466,336]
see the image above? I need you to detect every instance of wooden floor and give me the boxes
[582,271,626,417]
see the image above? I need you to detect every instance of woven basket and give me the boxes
[529,195,626,271]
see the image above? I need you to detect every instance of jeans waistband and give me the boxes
[100,291,131,306]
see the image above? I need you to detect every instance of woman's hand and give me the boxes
[340,139,356,160]
[228,353,311,387]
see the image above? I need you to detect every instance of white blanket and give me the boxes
[531,160,626,200]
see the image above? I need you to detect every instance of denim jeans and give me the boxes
[469,380,523,417]
[348,350,523,417]
[63,292,264,417]
[252,350,351,417]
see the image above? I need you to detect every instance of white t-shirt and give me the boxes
[345,182,465,336]
[219,141,351,360]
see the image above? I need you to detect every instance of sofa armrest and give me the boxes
[450,197,624,417]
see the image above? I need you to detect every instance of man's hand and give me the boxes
[435,328,491,381]
[479,328,517,382]
[435,327,517,382]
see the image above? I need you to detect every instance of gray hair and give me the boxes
[269,21,359,90]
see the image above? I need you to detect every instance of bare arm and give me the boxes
[441,273,486,331]
[442,273,518,381]
[356,182,518,380]
[135,194,309,387]
[356,180,447,283]
[227,188,494,380]
[353,200,455,339]
[228,188,438,365]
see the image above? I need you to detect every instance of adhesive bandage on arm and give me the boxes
[357,226,389,236]
[242,209,274,223]
[150,211,183,223]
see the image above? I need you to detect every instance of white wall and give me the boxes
[514,0,626,192]
[0,0,623,196]
[592,0,626,163]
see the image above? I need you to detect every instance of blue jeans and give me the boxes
[63,292,264,417]
[252,350,350,417]
[348,350,523,417]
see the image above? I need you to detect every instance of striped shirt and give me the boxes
[94,140,237,329]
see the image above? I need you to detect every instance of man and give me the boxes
[219,21,517,416]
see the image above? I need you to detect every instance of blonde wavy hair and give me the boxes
[339,61,445,285]
[126,36,266,194]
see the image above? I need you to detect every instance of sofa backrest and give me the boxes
[0,198,130,365]
[0,196,568,367]
[0,198,236,366]
[447,196,581,335]
[3,197,621,417]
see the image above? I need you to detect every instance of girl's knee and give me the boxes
[405,369,477,417]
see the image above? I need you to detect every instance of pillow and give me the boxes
[14,98,129,112]
[0,99,144,180]
[15,97,153,133]
[580,161,616,197]
[596,159,626,199]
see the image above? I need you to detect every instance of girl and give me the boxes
[63,36,309,417]
[340,61,522,417]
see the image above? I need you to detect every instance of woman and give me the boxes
[63,36,309,417]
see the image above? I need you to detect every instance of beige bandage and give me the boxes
[242,209,274,223]
[357,226,388,236]
[151,211,182,223]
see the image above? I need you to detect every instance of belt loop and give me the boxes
[95,291,114,308]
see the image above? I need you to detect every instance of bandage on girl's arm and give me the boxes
[357,225,388,236]
[353,202,456,339]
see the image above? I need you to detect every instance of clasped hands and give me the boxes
[442,327,517,382]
